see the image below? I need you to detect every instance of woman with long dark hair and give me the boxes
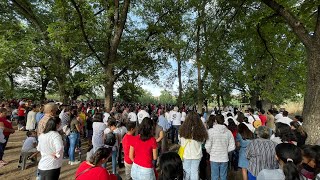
[130,117,157,180]
[37,117,64,180]
[179,111,208,180]
[257,143,302,180]
[290,121,307,147]
[271,122,297,145]
[158,152,184,180]
[300,145,320,180]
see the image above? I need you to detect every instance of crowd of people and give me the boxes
[0,99,319,180]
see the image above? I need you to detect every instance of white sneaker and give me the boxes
[68,161,71,165]
[70,161,80,165]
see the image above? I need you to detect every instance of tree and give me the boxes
[258,0,320,143]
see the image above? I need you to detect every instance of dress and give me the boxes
[236,133,251,168]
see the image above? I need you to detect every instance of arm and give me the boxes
[227,132,236,152]
[156,130,164,143]
[129,146,134,162]
[0,122,14,133]
[204,131,212,154]
[152,148,158,160]
[52,133,64,158]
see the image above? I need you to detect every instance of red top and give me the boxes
[75,162,115,180]
[0,117,13,137]
[18,106,25,117]
[132,136,157,168]
[259,115,267,126]
[122,133,136,164]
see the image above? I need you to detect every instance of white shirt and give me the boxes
[170,111,181,126]
[224,117,240,126]
[92,122,107,150]
[103,128,120,151]
[137,110,150,124]
[37,131,64,170]
[276,117,293,126]
[26,110,37,130]
[22,137,37,152]
[243,122,255,133]
[274,113,283,120]
[180,112,187,122]
[248,114,261,124]
[103,112,110,124]
[128,112,137,122]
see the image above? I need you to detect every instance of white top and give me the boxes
[170,111,181,126]
[128,112,137,122]
[0,128,6,143]
[276,117,293,126]
[103,128,120,151]
[180,112,187,122]
[137,110,150,124]
[37,131,64,170]
[248,114,261,124]
[103,112,110,124]
[243,122,255,133]
[224,117,240,126]
[165,112,170,120]
[274,113,283,120]
[22,137,37,152]
[180,137,203,160]
[26,111,37,130]
[257,169,285,180]
[205,124,235,162]
[92,122,107,149]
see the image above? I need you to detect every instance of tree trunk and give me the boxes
[104,66,115,110]
[177,53,183,106]
[7,74,14,91]
[217,95,221,110]
[40,77,49,101]
[302,48,320,144]
[221,95,226,107]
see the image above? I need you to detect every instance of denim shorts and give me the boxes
[131,163,155,180]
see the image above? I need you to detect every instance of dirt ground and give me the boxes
[0,125,242,180]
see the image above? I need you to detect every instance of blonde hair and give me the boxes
[43,103,58,115]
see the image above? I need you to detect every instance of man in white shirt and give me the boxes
[274,109,283,121]
[170,106,181,144]
[103,108,111,124]
[276,111,293,126]
[137,106,150,124]
[247,108,261,124]
[128,107,137,122]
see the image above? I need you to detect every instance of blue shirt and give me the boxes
[36,112,44,123]
[158,115,170,131]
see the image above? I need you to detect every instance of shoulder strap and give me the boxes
[76,166,96,179]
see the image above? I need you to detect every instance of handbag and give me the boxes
[178,139,190,160]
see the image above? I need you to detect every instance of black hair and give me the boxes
[126,121,136,131]
[138,117,154,141]
[238,123,253,140]
[283,111,289,117]
[301,145,320,176]
[159,152,184,180]
[248,108,254,114]
[275,143,302,180]
[43,117,61,134]
[108,119,117,127]
[227,113,233,117]
[207,115,215,129]
[275,123,297,143]
[260,109,265,114]
[93,113,103,122]
[26,130,36,137]
[216,114,224,125]
[268,109,273,114]
[89,147,112,166]
[243,117,249,124]
[227,118,237,132]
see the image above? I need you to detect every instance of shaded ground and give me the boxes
[0,125,241,180]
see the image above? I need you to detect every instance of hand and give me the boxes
[11,129,15,134]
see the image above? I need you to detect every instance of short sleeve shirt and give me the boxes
[70,119,80,133]
[122,134,136,164]
[132,136,157,168]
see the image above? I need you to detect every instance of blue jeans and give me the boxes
[171,125,180,144]
[112,146,118,174]
[248,171,256,180]
[131,163,155,180]
[183,159,201,180]
[211,161,228,180]
[68,132,79,162]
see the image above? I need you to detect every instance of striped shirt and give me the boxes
[246,138,278,176]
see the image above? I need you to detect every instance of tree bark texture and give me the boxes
[177,53,183,107]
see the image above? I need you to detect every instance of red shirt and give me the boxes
[259,115,267,126]
[18,106,25,117]
[132,136,157,168]
[122,133,136,164]
[75,162,113,180]
[0,117,13,137]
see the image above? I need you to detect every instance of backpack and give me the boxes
[105,132,116,146]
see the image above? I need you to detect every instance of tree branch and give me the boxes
[315,5,320,39]
[114,67,128,81]
[257,23,277,64]
[70,0,104,66]
[261,0,313,48]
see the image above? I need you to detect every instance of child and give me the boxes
[19,131,37,166]
[0,126,6,168]
[121,122,136,180]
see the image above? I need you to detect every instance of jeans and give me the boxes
[63,135,70,158]
[248,171,256,180]
[131,163,155,180]
[39,168,60,180]
[171,125,180,144]
[112,146,118,174]
[0,136,9,160]
[183,159,201,180]
[68,132,79,162]
[211,161,228,180]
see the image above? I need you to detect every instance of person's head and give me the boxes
[27,130,36,137]
[267,109,273,115]
[216,114,225,125]
[238,123,254,140]
[255,126,270,139]
[206,115,215,129]
[275,143,302,180]
[108,119,117,130]
[248,108,254,115]
[283,111,289,117]
[138,117,154,141]
[43,117,61,134]
[89,147,112,166]
[294,115,303,123]
[301,145,320,174]
[259,109,265,115]
[290,121,306,136]
[227,118,237,131]
[0,108,8,118]
[275,123,297,143]
[159,152,184,180]
[126,121,136,134]
[93,112,103,122]
[179,111,208,142]
[31,104,37,111]
[43,103,58,116]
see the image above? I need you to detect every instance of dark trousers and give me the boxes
[0,136,9,160]
[171,125,180,144]
[63,135,70,158]
[39,168,61,180]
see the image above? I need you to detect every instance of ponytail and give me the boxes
[89,147,112,165]
[283,159,300,180]
[275,143,302,180]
